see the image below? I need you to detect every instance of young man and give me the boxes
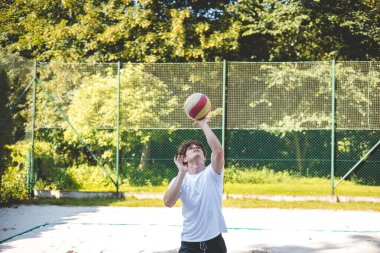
[164,117,227,253]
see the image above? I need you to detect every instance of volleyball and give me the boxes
[184,93,211,120]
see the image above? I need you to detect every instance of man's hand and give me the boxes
[174,155,188,174]
[164,155,188,207]
[193,116,210,128]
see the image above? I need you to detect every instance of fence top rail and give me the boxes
[35,60,379,65]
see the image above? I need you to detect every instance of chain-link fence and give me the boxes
[1,58,379,196]
[0,56,34,200]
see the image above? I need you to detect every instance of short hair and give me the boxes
[177,140,207,158]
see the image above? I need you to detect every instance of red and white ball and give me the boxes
[184,93,211,120]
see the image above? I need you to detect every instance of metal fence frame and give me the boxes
[1,60,378,196]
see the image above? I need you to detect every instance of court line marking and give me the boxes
[2,222,380,244]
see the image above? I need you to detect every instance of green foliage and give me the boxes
[2,140,72,200]
[335,62,380,129]
[237,0,380,61]
[66,164,115,191]
[34,166,75,190]
[0,54,32,203]
[242,62,380,175]
[0,61,11,183]
[7,141,58,165]
[123,163,173,186]
[1,57,379,198]
[0,167,28,204]
[0,0,238,62]
[225,166,296,184]
[5,141,31,170]
[61,63,177,131]
[250,62,332,131]
[238,0,315,60]
[59,64,178,171]
[300,0,380,60]
[1,0,379,62]
[0,53,34,180]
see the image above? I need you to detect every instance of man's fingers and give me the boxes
[174,155,183,163]
[174,155,179,163]
[193,116,210,127]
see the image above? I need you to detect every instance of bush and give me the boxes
[1,140,65,201]
[0,166,28,204]
[66,164,116,191]
[224,166,294,184]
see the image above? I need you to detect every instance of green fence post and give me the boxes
[222,60,228,154]
[29,60,37,197]
[26,150,31,196]
[330,59,336,195]
[116,61,121,193]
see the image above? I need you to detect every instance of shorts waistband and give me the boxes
[181,233,222,244]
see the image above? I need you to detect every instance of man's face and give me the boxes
[185,144,205,161]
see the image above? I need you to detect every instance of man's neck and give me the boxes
[187,161,205,175]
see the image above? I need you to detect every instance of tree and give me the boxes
[0,53,34,189]
[300,0,380,60]
[0,63,10,187]
[237,0,380,61]
[59,63,178,179]
[246,61,380,174]
[237,0,317,61]
[247,62,332,174]
[2,0,378,62]
[0,0,240,62]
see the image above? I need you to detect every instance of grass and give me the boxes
[223,198,380,211]
[19,196,380,212]
[224,182,380,196]
[71,169,380,197]
[15,168,380,211]
[73,182,380,197]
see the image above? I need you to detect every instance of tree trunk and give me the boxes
[138,142,151,171]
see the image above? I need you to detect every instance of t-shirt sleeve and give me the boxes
[206,164,224,182]
[168,176,182,197]
[168,177,177,188]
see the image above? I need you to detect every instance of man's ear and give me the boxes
[182,156,188,165]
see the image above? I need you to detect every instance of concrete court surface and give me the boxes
[0,205,379,253]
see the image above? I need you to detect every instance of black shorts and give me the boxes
[179,233,227,253]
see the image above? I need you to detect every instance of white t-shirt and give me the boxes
[170,164,228,242]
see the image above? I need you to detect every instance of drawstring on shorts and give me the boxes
[180,234,224,253]
[200,241,207,252]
